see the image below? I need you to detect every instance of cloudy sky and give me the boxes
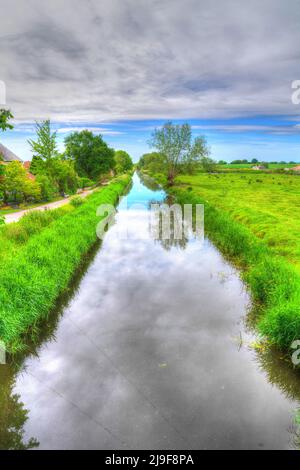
[1,0,300,161]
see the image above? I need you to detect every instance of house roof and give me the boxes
[0,142,23,162]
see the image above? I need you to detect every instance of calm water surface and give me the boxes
[1,173,300,449]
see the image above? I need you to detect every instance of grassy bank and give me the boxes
[149,171,300,351]
[0,174,131,353]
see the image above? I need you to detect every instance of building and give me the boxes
[0,143,36,180]
[0,142,23,163]
[252,165,266,170]
[290,165,300,172]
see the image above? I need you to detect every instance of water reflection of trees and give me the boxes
[137,171,162,192]
[149,206,189,251]
[0,365,39,449]
[254,344,300,448]
[0,239,106,450]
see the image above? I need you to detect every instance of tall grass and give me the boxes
[168,185,300,350]
[0,206,73,267]
[0,175,131,353]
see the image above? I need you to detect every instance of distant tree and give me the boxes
[114,150,133,174]
[200,156,217,173]
[138,152,165,174]
[64,131,115,180]
[28,120,58,162]
[230,159,249,164]
[218,160,227,165]
[251,158,258,164]
[0,109,13,132]
[148,122,210,184]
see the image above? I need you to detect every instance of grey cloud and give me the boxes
[0,0,300,122]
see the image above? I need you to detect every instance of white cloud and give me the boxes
[0,0,300,122]
[56,127,123,135]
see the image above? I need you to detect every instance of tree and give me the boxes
[3,161,41,204]
[251,158,258,164]
[138,152,165,173]
[47,158,78,195]
[0,109,13,132]
[148,122,210,184]
[35,174,56,201]
[200,156,217,173]
[28,120,58,162]
[114,150,133,174]
[64,131,115,180]
[30,155,45,175]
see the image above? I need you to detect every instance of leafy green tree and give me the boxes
[35,174,56,201]
[47,158,78,195]
[30,155,45,175]
[28,120,58,162]
[138,152,165,173]
[114,150,133,174]
[0,156,4,200]
[0,109,14,132]
[3,161,41,203]
[64,131,115,180]
[0,110,13,202]
[200,156,217,173]
[149,122,210,184]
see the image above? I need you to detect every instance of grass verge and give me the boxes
[0,175,131,353]
[161,179,300,351]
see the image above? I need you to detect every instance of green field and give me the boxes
[218,163,298,170]
[177,172,300,271]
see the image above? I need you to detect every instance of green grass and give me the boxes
[151,170,300,350]
[0,175,131,353]
[178,172,300,271]
[218,163,298,170]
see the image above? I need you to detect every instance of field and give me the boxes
[177,172,300,271]
[218,163,298,170]
[0,175,131,353]
[149,170,300,350]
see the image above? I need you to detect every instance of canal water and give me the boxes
[0,172,300,449]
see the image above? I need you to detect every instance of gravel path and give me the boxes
[4,188,95,224]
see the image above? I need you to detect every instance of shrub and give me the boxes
[70,195,84,207]
[78,177,95,189]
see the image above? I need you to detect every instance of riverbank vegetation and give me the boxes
[0,119,133,212]
[141,122,300,352]
[0,174,131,353]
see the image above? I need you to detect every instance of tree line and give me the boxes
[0,111,133,206]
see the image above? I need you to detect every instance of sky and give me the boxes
[0,0,300,162]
